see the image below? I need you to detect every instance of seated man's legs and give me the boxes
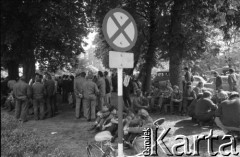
[170,101,181,114]
[196,111,215,124]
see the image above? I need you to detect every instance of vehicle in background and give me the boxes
[152,70,170,87]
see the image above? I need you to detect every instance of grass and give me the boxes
[1,112,73,157]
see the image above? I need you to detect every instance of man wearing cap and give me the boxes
[74,70,86,119]
[82,72,99,121]
[215,92,240,135]
[13,76,32,122]
[194,91,217,125]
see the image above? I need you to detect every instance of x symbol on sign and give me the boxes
[109,15,133,45]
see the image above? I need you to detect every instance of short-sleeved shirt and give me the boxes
[215,98,240,127]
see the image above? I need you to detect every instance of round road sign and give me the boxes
[102,8,138,52]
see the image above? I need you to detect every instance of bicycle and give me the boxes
[86,118,165,157]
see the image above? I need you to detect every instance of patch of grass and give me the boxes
[1,112,73,157]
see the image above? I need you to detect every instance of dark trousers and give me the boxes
[62,89,68,103]
[183,99,193,114]
[196,111,215,123]
[123,94,132,108]
[33,98,45,120]
[15,99,29,122]
[47,95,55,117]
[170,101,182,114]
[53,94,58,112]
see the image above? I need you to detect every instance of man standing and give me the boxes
[194,91,217,125]
[97,71,106,111]
[123,72,132,109]
[44,74,56,118]
[82,73,99,121]
[32,77,45,120]
[104,71,112,105]
[215,92,240,134]
[228,68,238,92]
[13,76,31,122]
[74,70,86,119]
[183,67,193,90]
[213,71,222,90]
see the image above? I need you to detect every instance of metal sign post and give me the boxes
[117,68,123,157]
[103,8,137,157]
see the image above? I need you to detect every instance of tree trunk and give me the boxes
[169,0,184,90]
[23,51,35,82]
[6,60,19,79]
[142,0,156,93]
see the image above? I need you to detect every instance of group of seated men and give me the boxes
[88,102,163,154]
[147,81,203,115]
[188,90,240,135]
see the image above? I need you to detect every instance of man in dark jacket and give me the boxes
[215,92,240,134]
[194,91,217,125]
[13,76,31,122]
[44,74,56,118]
[213,71,222,90]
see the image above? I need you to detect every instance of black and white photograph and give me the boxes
[1,0,240,156]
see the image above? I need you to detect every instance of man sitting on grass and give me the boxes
[170,85,182,115]
[194,91,218,126]
[123,109,153,148]
[215,92,240,137]
[188,93,203,123]
[88,105,115,131]
[132,89,149,114]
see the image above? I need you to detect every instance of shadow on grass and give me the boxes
[173,119,217,136]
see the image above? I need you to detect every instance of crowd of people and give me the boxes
[1,67,240,154]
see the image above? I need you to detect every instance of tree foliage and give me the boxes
[87,0,240,91]
[1,0,89,80]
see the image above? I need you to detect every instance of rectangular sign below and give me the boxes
[109,51,134,68]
